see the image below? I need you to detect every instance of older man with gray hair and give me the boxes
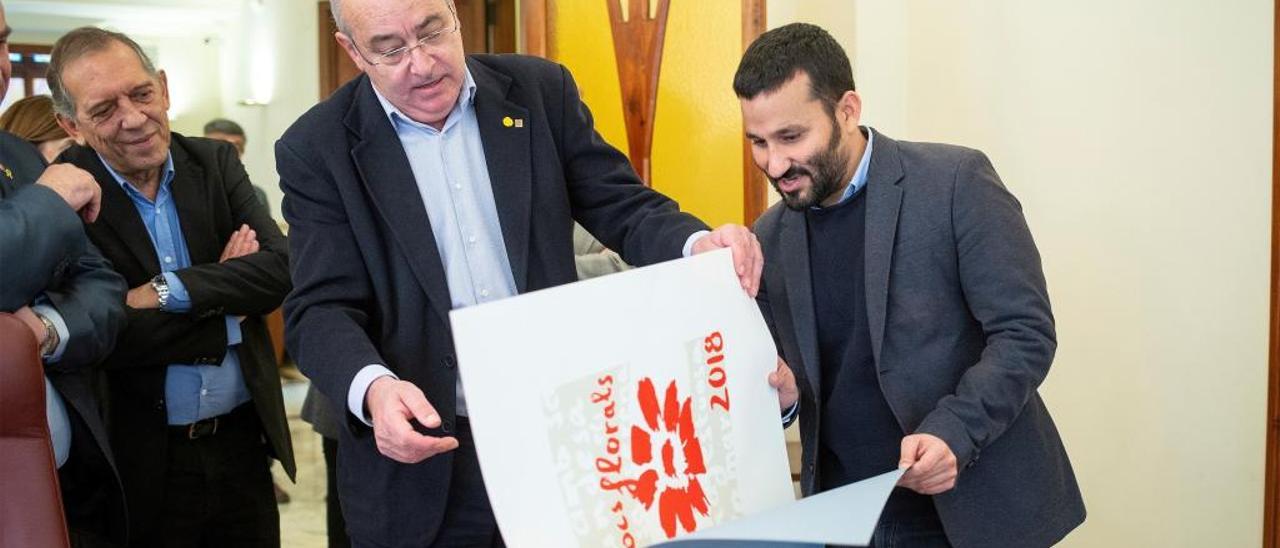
[49,26,295,547]
[278,0,765,546]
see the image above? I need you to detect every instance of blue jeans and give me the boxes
[870,512,952,548]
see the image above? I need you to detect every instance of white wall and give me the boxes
[219,0,320,220]
[772,1,1273,546]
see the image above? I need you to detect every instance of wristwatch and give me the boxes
[35,311,59,359]
[150,274,171,309]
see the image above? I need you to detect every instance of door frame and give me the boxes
[1266,0,1280,545]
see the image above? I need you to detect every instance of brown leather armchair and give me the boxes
[0,312,70,548]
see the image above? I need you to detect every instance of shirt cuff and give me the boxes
[161,271,193,313]
[348,365,398,427]
[682,230,710,257]
[781,400,800,425]
[224,316,242,346]
[30,302,70,363]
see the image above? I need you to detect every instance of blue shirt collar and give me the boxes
[822,126,874,208]
[371,67,478,131]
[98,151,176,201]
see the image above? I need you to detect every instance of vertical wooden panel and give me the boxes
[490,0,518,54]
[520,0,549,57]
[607,0,671,184]
[317,1,360,98]
[740,0,767,225]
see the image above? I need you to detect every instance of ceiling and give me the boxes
[5,0,245,39]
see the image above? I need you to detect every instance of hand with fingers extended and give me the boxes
[36,163,102,222]
[365,376,459,464]
[767,356,799,411]
[219,223,259,263]
[897,433,958,495]
[691,224,763,297]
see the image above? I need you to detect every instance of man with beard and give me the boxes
[748,24,1085,547]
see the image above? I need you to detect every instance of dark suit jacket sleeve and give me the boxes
[171,143,291,317]
[101,309,226,370]
[277,138,384,416]
[0,184,88,310]
[914,151,1057,467]
[41,240,127,373]
[554,64,708,265]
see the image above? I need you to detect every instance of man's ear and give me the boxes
[55,113,81,142]
[156,69,171,109]
[335,32,369,72]
[837,90,862,131]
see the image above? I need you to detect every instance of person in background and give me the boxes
[203,117,271,213]
[0,94,77,162]
[572,223,629,280]
[299,390,350,548]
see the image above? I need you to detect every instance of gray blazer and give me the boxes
[0,130,129,543]
[754,130,1084,548]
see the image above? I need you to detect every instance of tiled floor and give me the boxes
[275,380,330,548]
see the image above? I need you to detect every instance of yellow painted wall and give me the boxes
[549,0,745,227]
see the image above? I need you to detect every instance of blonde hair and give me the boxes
[0,95,67,144]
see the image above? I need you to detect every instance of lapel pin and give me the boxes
[0,163,11,180]
[502,116,524,129]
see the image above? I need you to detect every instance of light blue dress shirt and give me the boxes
[348,69,514,420]
[100,153,250,425]
[31,298,72,467]
[347,72,707,423]
[826,127,874,207]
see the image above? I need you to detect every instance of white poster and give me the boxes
[452,249,901,547]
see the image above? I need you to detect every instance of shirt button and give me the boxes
[480,289,490,298]
[200,389,208,396]
[453,183,461,191]
[468,236,477,244]
[164,256,173,263]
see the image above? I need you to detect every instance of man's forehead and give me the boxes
[346,0,448,32]
[66,45,153,93]
[742,88,826,132]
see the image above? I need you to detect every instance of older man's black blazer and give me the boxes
[62,134,295,538]
[277,54,708,546]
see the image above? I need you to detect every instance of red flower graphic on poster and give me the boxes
[626,378,709,538]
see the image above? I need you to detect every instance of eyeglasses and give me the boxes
[352,3,459,67]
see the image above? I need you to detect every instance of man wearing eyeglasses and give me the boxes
[48,27,296,547]
[277,0,764,546]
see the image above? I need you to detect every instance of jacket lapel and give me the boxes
[344,76,453,325]
[76,148,162,275]
[169,142,219,265]
[863,130,905,369]
[469,59,532,293]
[780,209,822,398]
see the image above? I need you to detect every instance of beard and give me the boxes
[769,124,853,211]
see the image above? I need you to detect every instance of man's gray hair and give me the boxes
[47,27,158,118]
[329,0,455,39]
[329,0,349,35]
